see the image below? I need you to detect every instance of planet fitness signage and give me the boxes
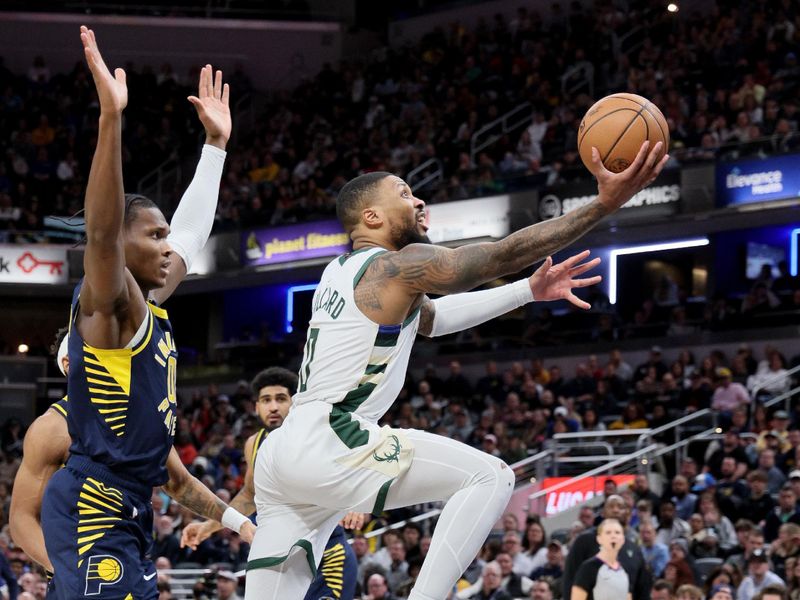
[716,153,800,206]
[242,221,350,266]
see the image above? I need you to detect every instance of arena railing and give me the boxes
[634,408,717,452]
[407,157,444,191]
[527,444,659,517]
[469,102,532,164]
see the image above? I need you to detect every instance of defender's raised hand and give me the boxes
[529,250,602,310]
[80,26,127,114]
[592,140,669,212]
[188,64,231,149]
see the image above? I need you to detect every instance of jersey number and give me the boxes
[298,328,319,393]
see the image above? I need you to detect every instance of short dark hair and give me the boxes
[250,367,298,397]
[652,579,674,593]
[336,171,392,231]
[124,193,159,226]
[51,325,69,356]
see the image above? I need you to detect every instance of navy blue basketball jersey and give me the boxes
[252,427,269,464]
[66,281,178,488]
[51,396,69,419]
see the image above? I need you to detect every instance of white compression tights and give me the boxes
[245,429,514,600]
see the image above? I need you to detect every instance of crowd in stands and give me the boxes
[1,0,800,240]
[1,342,799,598]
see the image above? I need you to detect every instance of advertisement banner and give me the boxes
[242,221,350,267]
[0,245,69,284]
[537,170,681,221]
[541,475,634,516]
[716,153,800,206]
[426,195,511,243]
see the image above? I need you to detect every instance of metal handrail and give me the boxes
[136,156,181,208]
[560,62,594,97]
[762,382,800,419]
[635,408,714,451]
[470,102,532,164]
[554,429,651,441]
[753,363,800,399]
[407,157,443,190]
[528,444,659,505]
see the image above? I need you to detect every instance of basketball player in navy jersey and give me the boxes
[36,27,252,599]
[181,367,362,600]
[9,328,248,581]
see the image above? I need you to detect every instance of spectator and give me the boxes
[675,583,703,600]
[365,573,397,600]
[520,521,548,572]
[503,530,533,576]
[215,570,242,600]
[650,579,675,600]
[458,561,512,600]
[530,579,553,600]
[152,515,182,566]
[385,540,409,592]
[657,499,691,546]
[737,549,785,600]
[743,471,778,525]
[769,523,800,582]
[670,476,698,521]
[495,551,532,598]
[640,519,670,576]
[756,584,789,600]
[766,486,800,543]
[529,540,565,586]
[711,368,751,423]
[709,584,736,600]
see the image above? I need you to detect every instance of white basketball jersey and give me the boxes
[292,247,420,424]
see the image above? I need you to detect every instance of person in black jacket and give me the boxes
[562,495,652,600]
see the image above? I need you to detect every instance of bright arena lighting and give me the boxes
[609,238,710,304]
[286,284,318,333]
[791,228,800,276]
[667,3,679,12]
[17,343,29,354]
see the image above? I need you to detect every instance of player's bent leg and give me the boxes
[383,430,515,600]
[246,549,316,600]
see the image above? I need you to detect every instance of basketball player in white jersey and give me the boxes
[246,140,668,599]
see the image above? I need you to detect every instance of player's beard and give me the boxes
[391,220,431,248]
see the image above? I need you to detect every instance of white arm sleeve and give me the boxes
[428,279,534,337]
[166,144,226,272]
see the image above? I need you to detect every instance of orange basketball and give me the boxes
[577,93,669,174]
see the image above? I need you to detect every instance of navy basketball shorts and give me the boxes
[303,525,358,600]
[42,456,157,599]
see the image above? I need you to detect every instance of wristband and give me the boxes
[221,506,249,534]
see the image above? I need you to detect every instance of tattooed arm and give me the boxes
[162,447,228,521]
[378,141,668,298]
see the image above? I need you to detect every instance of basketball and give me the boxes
[577,93,669,174]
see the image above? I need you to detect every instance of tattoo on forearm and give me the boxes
[373,201,608,296]
[174,483,228,521]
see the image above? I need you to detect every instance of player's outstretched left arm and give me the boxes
[162,448,255,543]
[151,65,230,305]
[418,250,601,336]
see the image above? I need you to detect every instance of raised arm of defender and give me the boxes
[79,26,131,322]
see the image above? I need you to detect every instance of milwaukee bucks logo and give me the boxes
[372,435,401,463]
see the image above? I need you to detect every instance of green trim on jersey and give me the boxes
[403,305,422,328]
[372,478,395,516]
[352,249,387,288]
[246,538,316,576]
[338,247,373,266]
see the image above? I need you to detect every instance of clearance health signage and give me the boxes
[716,153,800,206]
[541,475,634,516]
[242,221,350,266]
[0,245,69,284]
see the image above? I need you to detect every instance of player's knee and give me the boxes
[496,460,515,497]
[474,459,515,495]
